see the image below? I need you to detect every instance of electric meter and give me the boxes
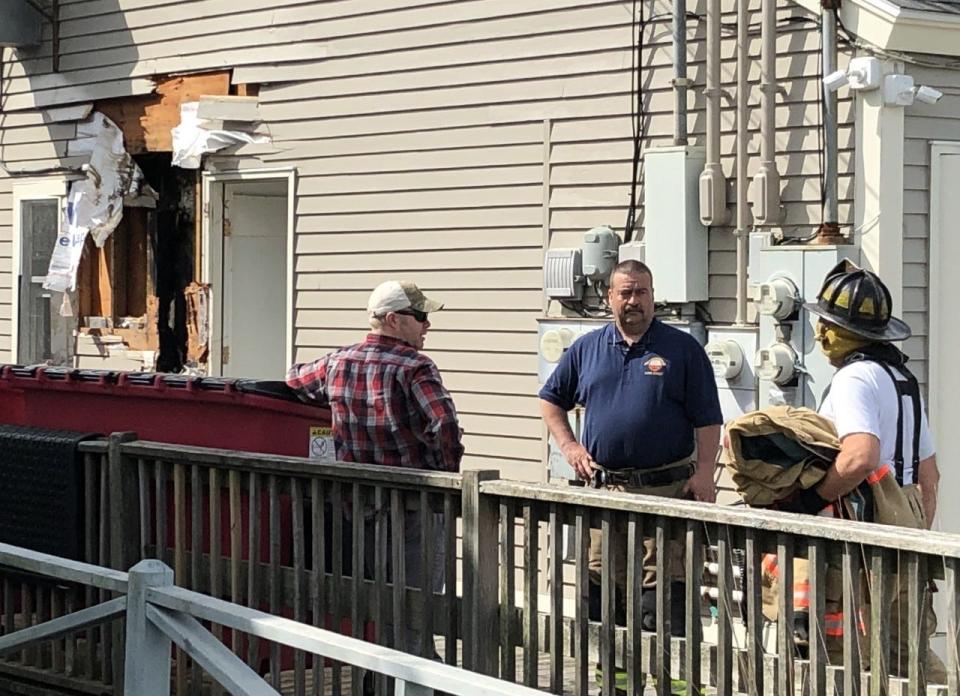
[539,328,575,363]
[755,277,799,320]
[705,340,744,380]
[755,343,798,385]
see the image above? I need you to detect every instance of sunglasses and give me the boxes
[395,308,429,323]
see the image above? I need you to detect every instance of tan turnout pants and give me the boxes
[762,482,947,684]
[587,474,689,591]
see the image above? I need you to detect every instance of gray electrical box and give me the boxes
[643,146,709,302]
[543,248,583,300]
[581,226,619,282]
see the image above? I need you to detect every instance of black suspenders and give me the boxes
[870,360,922,487]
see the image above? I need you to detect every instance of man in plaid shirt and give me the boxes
[286,280,463,471]
[286,280,462,664]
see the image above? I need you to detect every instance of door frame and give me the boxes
[10,177,72,364]
[928,140,960,530]
[201,168,296,376]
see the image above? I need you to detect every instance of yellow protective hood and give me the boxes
[815,320,873,363]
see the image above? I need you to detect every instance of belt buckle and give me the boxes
[600,469,628,486]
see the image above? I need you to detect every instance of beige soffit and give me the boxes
[792,0,960,57]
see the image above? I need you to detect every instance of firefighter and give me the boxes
[800,262,946,683]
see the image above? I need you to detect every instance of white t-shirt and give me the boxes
[819,360,935,484]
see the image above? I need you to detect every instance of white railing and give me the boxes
[0,542,542,696]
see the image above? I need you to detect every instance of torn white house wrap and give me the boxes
[171,101,268,169]
[43,112,154,293]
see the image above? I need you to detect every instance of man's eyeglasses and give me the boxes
[395,308,429,323]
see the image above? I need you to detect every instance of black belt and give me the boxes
[591,462,695,488]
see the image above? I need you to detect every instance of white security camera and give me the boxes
[822,69,849,93]
[914,85,944,105]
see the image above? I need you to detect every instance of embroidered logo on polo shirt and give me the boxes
[643,355,667,375]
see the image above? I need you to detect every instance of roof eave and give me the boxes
[792,0,960,57]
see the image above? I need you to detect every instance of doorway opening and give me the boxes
[203,171,294,380]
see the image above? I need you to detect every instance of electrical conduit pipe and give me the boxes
[673,0,688,145]
[752,0,783,225]
[699,0,728,226]
[819,3,843,241]
[735,0,750,325]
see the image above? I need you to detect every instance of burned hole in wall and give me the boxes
[74,154,197,374]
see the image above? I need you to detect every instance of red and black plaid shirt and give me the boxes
[286,334,463,472]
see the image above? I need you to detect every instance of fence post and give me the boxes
[461,470,499,676]
[108,432,139,693]
[108,432,140,571]
[124,560,174,696]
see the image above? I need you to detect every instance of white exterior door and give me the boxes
[929,143,960,534]
[220,181,288,379]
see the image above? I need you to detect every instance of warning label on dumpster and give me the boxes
[308,426,335,462]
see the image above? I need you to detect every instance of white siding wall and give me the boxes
[902,64,960,392]
[0,0,855,479]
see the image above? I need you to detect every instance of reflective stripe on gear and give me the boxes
[594,667,697,695]
[656,678,697,695]
[866,463,893,485]
[823,610,866,637]
[794,580,810,609]
[824,611,845,636]
[595,665,630,691]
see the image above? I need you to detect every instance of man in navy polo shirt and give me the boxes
[540,259,722,692]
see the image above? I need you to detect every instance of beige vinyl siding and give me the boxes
[901,64,960,392]
[0,115,80,361]
[0,0,854,479]
[257,0,852,478]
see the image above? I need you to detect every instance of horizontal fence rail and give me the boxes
[139,566,543,696]
[0,435,958,695]
[0,543,542,696]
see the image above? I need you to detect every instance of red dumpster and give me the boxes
[0,365,371,671]
[0,365,329,456]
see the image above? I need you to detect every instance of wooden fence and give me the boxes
[1,433,959,695]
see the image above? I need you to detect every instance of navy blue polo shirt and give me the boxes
[539,320,722,470]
